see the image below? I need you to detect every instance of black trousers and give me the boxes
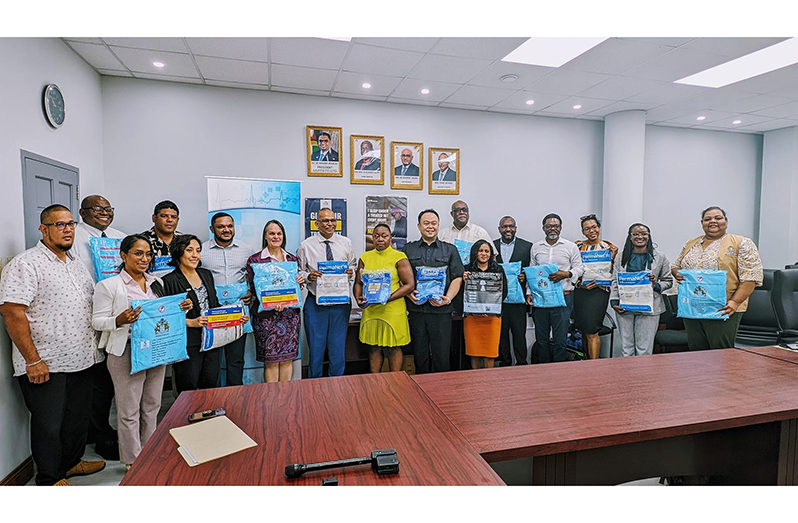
[499,303,529,365]
[408,311,452,374]
[87,360,117,444]
[220,335,247,387]
[18,366,94,486]
[172,344,221,394]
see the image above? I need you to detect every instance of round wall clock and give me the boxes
[43,83,66,128]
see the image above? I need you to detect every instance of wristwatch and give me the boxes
[567,271,573,278]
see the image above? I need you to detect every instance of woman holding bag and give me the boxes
[92,234,192,470]
[463,240,507,369]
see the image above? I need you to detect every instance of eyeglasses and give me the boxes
[82,206,114,214]
[582,225,599,232]
[543,224,561,230]
[43,221,77,231]
[129,250,154,259]
[318,218,336,224]
[631,232,649,238]
[452,207,469,213]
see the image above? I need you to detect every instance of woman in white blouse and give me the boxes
[92,234,191,470]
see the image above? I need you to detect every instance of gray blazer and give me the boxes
[610,250,673,315]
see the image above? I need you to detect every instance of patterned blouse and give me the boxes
[672,235,763,284]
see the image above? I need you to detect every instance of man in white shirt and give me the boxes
[73,195,125,461]
[0,205,106,485]
[526,213,584,363]
[438,200,491,245]
[296,208,358,378]
[201,213,253,387]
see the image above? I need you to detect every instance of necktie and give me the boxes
[101,231,107,238]
[320,153,326,161]
[324,240,333,261]
[401,166,407,176]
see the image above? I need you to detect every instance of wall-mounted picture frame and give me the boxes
[390,141,423,190]
[429,147,459,195]
[350,135,384,185]
[307,125,343,177]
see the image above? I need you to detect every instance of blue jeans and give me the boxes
[303,298,350,378]
[531,292,573,363]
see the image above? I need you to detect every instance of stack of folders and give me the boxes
[169,416,257,467]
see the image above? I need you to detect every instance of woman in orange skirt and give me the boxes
[463,240,507,369]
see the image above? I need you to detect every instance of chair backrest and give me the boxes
[773,269,798,331]
[660,293,684,330]
[738,268,779,329]
[785,264,798,269]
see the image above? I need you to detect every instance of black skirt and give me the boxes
[572,287,610,334]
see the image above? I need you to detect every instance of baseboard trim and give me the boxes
[0,456,33,486]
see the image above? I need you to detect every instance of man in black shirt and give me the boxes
[402,209,464,373]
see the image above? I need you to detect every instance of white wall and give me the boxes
[759,126,798,268]
[101,77,605,249]
[643,126,762,263]
[0,38,105,479]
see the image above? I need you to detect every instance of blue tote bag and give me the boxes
[215,282,253,333]
[523,264,566,308]
[677,269,727,320]
[500,261,524,304]
[129,294,189,374]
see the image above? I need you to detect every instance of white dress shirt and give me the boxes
[73,222,126,282]
[529,237,584,292]
[438,221,492,244]
[201,238,254,286]
[499,238,515,265]
[296,234,358,295]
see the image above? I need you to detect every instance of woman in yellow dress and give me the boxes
[353,224,414,372]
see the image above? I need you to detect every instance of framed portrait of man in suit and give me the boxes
[307,125,343,177]
[429,147,459,195]
[350,135,385,185]
[390,141,423,190]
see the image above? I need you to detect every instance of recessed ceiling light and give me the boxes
[501,37,609,68]
[500,74,519,83]
[362,83,371,89]
[696,116,706,121]
[525,99,535,105]
[420,88,430,94]
[733,119,742,125]
[152,61,165,68]
[675,37,798,88]
[573,104,582,110]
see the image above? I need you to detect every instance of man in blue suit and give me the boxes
[394,148,420,178]
[432,152,456,182]
[311,131,339,162]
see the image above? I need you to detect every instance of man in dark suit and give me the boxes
[493,216,532,366]
[355,140,381,171]
[311,131,339,162]
[432,152,456,182]
[394,148,420,178]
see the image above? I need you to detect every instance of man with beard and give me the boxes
[493,216,532,366]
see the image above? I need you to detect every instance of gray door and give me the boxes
[21,150,79,249]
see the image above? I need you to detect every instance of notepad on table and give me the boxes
[169,415,258,467]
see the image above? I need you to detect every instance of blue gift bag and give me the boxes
[616,271,654,312]
[129,294,189,374]
[677,269,727,320]
[523,264,566,308]
[415,266,447,305]
[580,249,613,286]
[252,261,302,313]
[215,283,253,333]
[454,239,473,265]
[500,261,524,304]
[316,261,350,305]
[362,270,392,305]
[89,237,122,282]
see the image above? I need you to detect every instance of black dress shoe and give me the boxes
[94,440,120,461]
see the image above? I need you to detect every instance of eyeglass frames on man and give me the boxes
[43,221,77,231]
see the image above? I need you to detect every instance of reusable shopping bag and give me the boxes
[677,269,727,320]
[454,239,473,265]
[129,294,189,374]
[523,264,566,308]
[215,283,253,333]
[89,237,122,282]
[500,261,524,304]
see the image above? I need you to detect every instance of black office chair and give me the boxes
[735,268,781,347]
[598,311,616,358]
[785,263,798,269]
[654,293,689,353]
[773,268,798,344]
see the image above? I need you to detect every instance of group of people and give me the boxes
[0,191,764,486]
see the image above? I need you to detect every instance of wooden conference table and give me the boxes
[413,347,798,485]
[121,371,504,486]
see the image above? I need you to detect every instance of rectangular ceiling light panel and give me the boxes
[501,37,608,68]
[675,38,798,88]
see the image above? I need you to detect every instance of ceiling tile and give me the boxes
[271,64,337,91]
[186,38,269,62]
[65,42,125,70]
[739,119,798,132]
[111,47,199,77]
[444,85,516,106]
[526,68,613,96]
[466,61,553,89]
[271,38,350,70]
[643,104,696,122]
[271,86,330,97]
[543,96,615,115]
[491,90,568,112]
[438,102,491,111]
[195,56,269,84]
[673,88,754,110]
[617,37,695,47]
[132,73,203,84]
[354,38,440,53]
[705,114,771,129]
[713,94,795,114]
[332,71,402,97]
[102,37,187,53]
[63,37,103,45]
[577,75,665,101]
[429,37,528,60]
[561,38,672,75]
[389,78,461,103]
[584,101,653,117]
[679,37,789,58]
[407,54,493,84]
[663,109,739,125]
[330,92,388,102]
[622,48,732,82]
[725,63,798,94]
[626,82,708,105]
[766,83,798,99]
[342,44,424,77]
[205,80,270,91]
[386,98,442,108]
[97,69,133,77]
[751,100,798,118]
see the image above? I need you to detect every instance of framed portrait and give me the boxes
[350,135,385,185]
[429,147,460,195]
[306,125,343,177]
[390,141,423,190]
